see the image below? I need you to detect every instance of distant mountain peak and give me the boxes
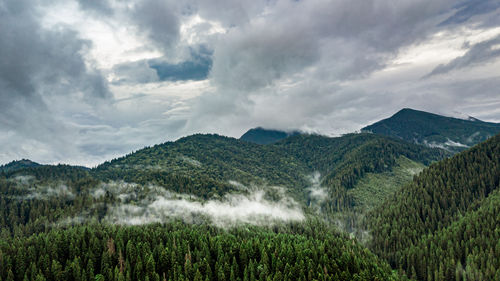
[0,159,40,173]
[240,127,301,144]
[362,108,500,153]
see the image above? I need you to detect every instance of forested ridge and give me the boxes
[362,108,500,152]
[367,133,500,280]
[91,133,445,215]
[0,133,444,236]
[275,133,445,213]
[3,125,500,281]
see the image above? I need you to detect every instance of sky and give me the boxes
[1,0,500,166]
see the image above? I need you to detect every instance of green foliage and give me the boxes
[93,134,311,198]
[0,221,401,281]
[0,131,455,280]
[276,133,445,213]
[348,156,425,211]
[239,127,300,145]
[0,159,40,173]
[368,133,500,280]
[90,133,444,216]
[405,189,500,281]
[0,133,444,239]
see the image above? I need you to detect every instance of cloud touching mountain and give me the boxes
[1,0,500,166]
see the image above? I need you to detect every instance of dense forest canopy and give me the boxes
[1,113,499,280]
[367,133,500,280]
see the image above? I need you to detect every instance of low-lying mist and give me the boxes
[92,181,305,227]
[306,172,328,211]
[11,175,75,200]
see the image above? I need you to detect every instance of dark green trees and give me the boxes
[368,133,500,280]
[0,222,400,281]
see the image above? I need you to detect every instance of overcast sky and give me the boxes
[1,0,500,166]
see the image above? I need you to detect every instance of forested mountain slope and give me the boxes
[275,133,445,213]
[0,159,40,173]
[93,134,310,198]
[93,133,445,212]
[240,127,301,144]
[362,108,500,153]
[0,133,445,237]
[367,133,500,280]
[405,189,500,280]
[0,130,448,280]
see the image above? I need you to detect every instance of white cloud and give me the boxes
[1,0,500,166]
[93,181,305,227]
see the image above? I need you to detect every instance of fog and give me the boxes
[92,181,305,227]
[306,172,328,210]
[12,176,75,200]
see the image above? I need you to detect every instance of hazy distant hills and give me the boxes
[239,127,301,144]
[362,108,500,153]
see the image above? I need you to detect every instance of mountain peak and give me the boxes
[0,159,40,173]
[392,108,483,122]
[240,127,301,144]
[362,108,500,152]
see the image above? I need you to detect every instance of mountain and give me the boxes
[240,127,301,144]
[4,109,500,280]
[0,159,40,173]
[0,133,429,280]
[94,133,445,212]
[367,133,500,280]
[362,108,500,152]
[0,132,445,233]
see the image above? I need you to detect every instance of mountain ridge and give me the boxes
[362,108,500,152]
[240,127,301,144]
[0,159,40,173]
[2,110,500,280]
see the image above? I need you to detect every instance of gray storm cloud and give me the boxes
[131,0,181,52]
[427,34,500,77]
[1,0,500,165]
[0,0,112,164]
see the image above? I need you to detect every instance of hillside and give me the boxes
[405,189,500,280]
[0,159,40,173]
[367,133,500,280]
[93,133,445,213]
[0,133,445,235]
[93,134,310,198]
[240,127,301,144]
[0,130,449,280]
[362,108,500,153]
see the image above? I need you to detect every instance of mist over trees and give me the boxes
[0,120,499,280]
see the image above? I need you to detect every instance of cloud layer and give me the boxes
[1,0,500,165]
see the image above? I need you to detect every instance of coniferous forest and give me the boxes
[0,110,499,280]
[4,0,500,279]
